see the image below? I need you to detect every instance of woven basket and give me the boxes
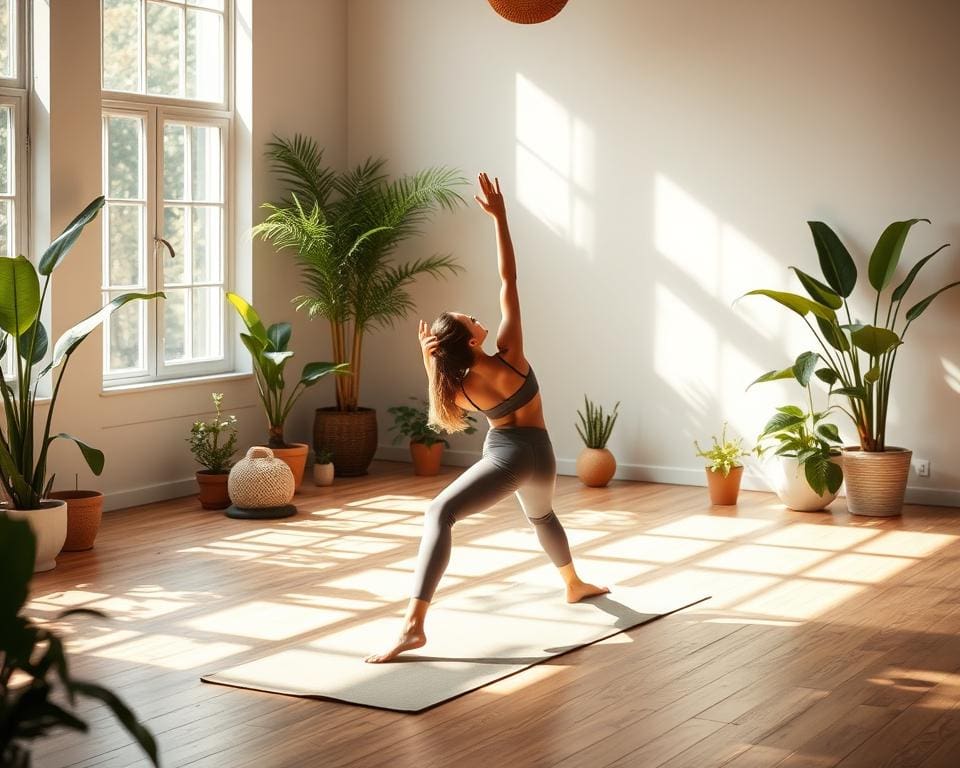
[313,407,378,477]
[488,0,569,24]
[842,446,911,517]
[228,447,295,508]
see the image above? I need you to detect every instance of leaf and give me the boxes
[0,255,41,334]
[759,411,805,438]
[816,316,850,351]
[815,368,840,386]
[263,351,294,368]
[741,289,836,322]
[892,243,950,302]
[792,351,819,387]
[868,219,928,291]
[48,433,105,475]
[816,423,842,443]
[266,322,292,352]
[808,221,857,297]
[299,361,350,387]
[776,405,805,418]
[226,292,267,341]
[905,281,960,323]
[19,320,49,364]
[0,515,36,617]
[38,197,106,275]
[834,385,867,400]
[864,365,882,384]
[790,267,843,309]
[851,325,900,356]
[746,366,795,390]
[70,681,159,766]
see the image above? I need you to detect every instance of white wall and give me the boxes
[347,0,960,505]
[42,0,347,510]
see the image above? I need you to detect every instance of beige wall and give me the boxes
[43,0,347,510]
[347,0,960,505]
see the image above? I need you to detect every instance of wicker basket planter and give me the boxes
[488,0,568,24]
[313,407,378,477]
[48,490,105,550]
[842,446,912,517]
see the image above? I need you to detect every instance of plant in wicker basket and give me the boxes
[575,397,620,488]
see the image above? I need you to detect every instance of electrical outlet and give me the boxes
[914,459,930,478]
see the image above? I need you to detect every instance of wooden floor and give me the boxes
[25,461,960,768]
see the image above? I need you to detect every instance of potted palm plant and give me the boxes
[0,197,161,571]
[742,219,958,516]
[226,292,348,488]
[0,514,158,766]
[575,397,620,487]
[388,397,477,476]
[695,423,750,505]
[187,393,238,509]
[252,135,468,476]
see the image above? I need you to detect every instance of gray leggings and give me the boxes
[411,427,573,602]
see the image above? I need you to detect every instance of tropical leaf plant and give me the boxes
[740,219,958,451]
[388,397,477,449]
[252,135,469,411]
[0,197,163,509]
[226,292,349,448]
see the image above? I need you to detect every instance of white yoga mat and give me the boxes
[202,583,709,712]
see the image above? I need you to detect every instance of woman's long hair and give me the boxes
[428,313,475,433]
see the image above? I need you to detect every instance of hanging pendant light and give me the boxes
[487,0,569,25]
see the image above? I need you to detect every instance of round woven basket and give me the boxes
[226,447,296,519]
[487,0,569,24]
[313,407,378,477]
[842,446,911,517]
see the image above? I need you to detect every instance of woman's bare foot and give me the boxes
[566,580,610,603]
[364,625,427,664]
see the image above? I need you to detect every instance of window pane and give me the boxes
[107,291,144,372]
[185,9,223,102]
[187,0,224,10]
[163,123,186,200]
[0,0,14,80]
[192,206,221,282]
[191,287,222,360]
[162,205,187,285]
[0,105,10,195]
[102,0,141,92]
[163,287,186,362]
[146,1,182,97]
[106,115,143,199]
[0,198,10,257]
[107,203,143,287]
[190,125,221,202]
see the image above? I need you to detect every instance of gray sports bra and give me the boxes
[461,354,539,419]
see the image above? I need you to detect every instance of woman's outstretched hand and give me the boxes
[419,319,439,365]
[474,172,506,221]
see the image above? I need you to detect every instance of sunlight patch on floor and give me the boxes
[586,533,723,563]
[89,633,249,669]
[184,601,350,640]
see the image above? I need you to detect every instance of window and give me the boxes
[0,0,28,383]
[101,0,231,385]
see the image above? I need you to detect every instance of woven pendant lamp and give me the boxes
[487,0,569,25]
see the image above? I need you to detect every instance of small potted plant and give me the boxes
[188,393,238,509]
[575,397,620,487]
[695,423,750,505]
[387,397,476,476]
[313,446,334,486]
[749,351,844,511]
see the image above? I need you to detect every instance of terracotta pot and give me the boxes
[410,442,444,476]
[195,471,231,510]
[772,455,843,512]
[706,465,743,505]
[313,462,334,486]
[267,443,309,490]
[576,448,617,487]
[313,407,379,476]
[1,500,68,572]
[842,446,911,517]
[48,490,105,550]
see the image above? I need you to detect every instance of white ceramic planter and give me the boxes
[772,455,843,512]
[313,462,334,486]
[2,500,69,572]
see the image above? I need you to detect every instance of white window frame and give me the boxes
[0,0,30,383]
[100,0,234,387]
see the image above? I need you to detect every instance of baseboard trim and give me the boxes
[374,446,960,508]
[105,477,197,512]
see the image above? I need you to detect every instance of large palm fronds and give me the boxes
[256,134,469,410]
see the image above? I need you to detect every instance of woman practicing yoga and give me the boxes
[365,172,608,664]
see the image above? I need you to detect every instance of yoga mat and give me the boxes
[202,583,709,712]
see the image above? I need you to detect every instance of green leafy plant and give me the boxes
[314,446,333,465]
[576,397,620,449]
[741,219,958,452]
[694,423,750,477]
[749,351,844,496]
[0,514,158,766]
[0,198,162,509]
[227,293,349,448]
[252,135,469,411]
[187,393,238,473]
[388,397,477,448]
